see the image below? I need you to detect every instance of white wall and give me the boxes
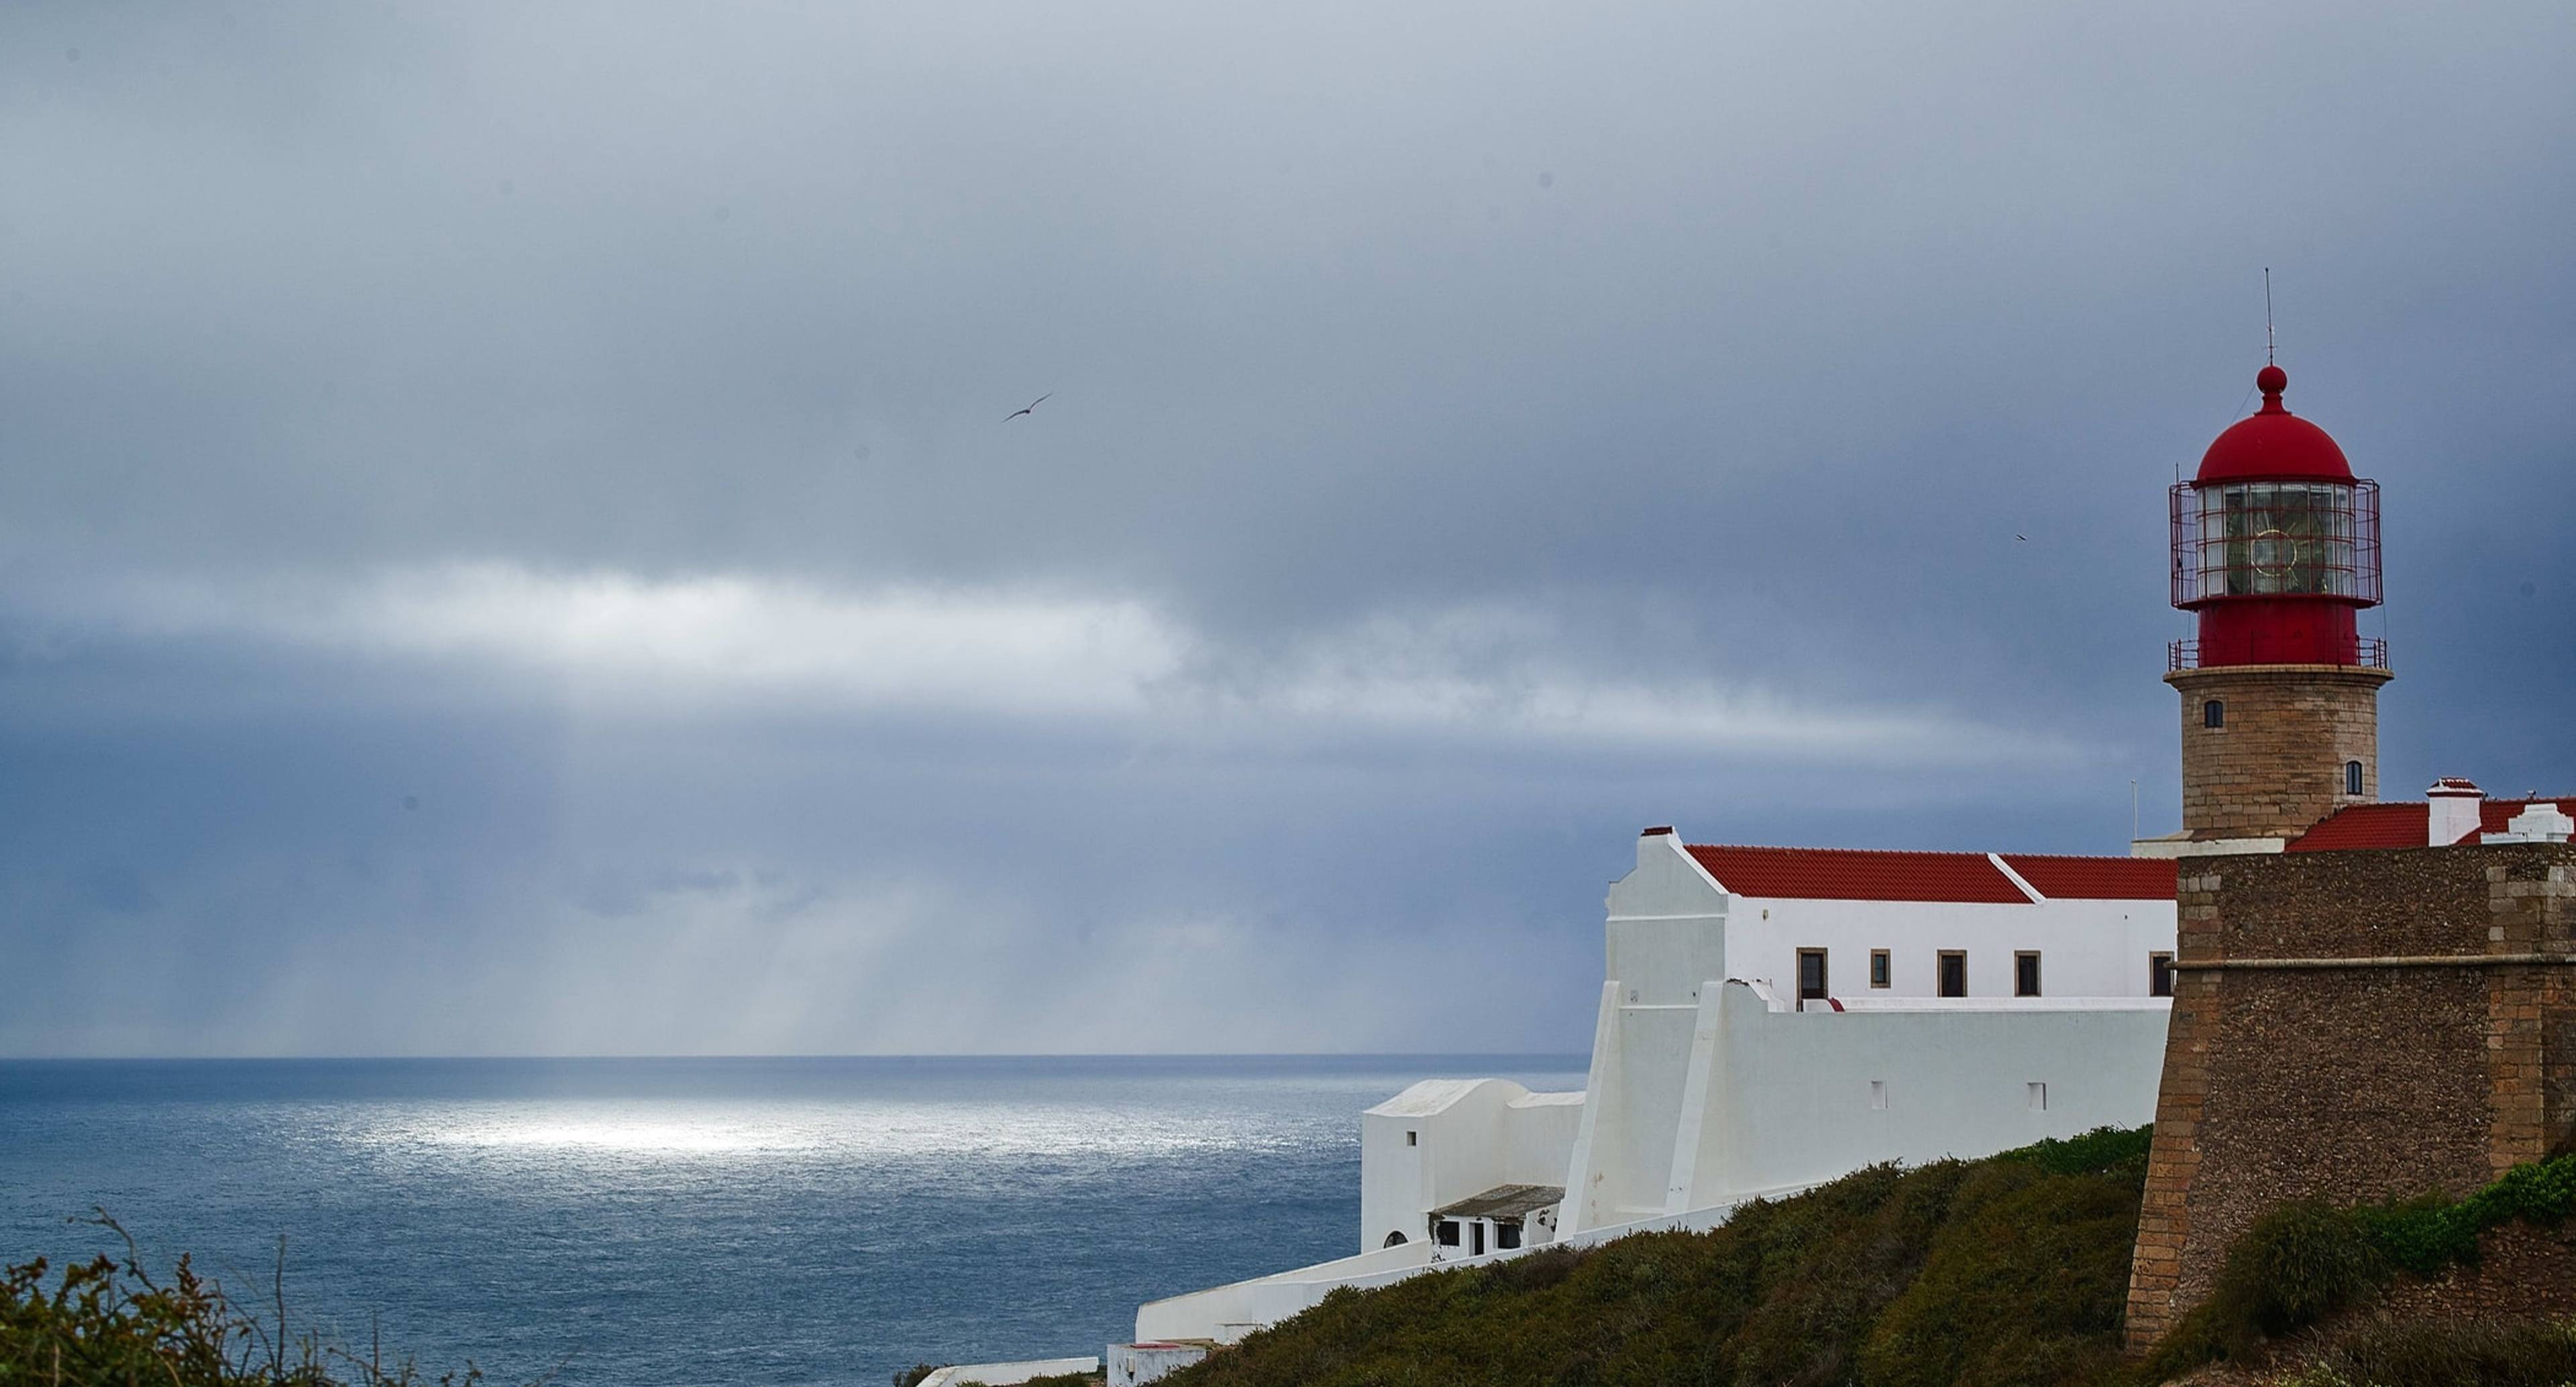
[1672,981,2170,1210]
[1726,893,2174,1003]
[1560,834,2174,1232]
[1135,1241,1430,1344]
[1558,832,1733,1230]
[1135,1182,1811,1345]
[1105,1343,1205,1386]
[1359,1078,1582,1253]
[925,1358,1101,1387]
[1140,984,2171,1345]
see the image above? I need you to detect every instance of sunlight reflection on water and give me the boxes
[348,1099,1307,1160]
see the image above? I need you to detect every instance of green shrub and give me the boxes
[2,1217,476,1387]
[2148,1154,2576,1381]
[2215,1203,2389,1343]
[2269,1317,2576,1387]
[1994,1126,2156,1178]
[1860,1160,2141,1387]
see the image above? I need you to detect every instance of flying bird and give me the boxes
[2015,534,2029,542]
[1004,392,1052,421]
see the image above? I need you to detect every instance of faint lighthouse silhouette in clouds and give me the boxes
[2164,357,2392,842]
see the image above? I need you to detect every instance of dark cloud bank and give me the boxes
[2,0,2571,1056]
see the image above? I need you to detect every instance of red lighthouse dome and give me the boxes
[2195,366,2353,483]
[2169,365,2384,668]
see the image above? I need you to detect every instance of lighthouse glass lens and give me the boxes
[2203,482,2356,598]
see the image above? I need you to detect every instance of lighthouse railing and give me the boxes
[2167,637,2387,673]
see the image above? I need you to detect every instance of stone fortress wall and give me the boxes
[2123,841,2576,1351]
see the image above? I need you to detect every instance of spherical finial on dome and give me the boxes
[2255,364,2288,414]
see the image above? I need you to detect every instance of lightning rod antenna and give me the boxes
[2264,268,2275,365]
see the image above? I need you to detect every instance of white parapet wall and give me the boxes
[1134,1241,1430,1344]
[1106,1343,1210,1385]
[1134,1182,1817,1346]
[919,1357,1100,1387]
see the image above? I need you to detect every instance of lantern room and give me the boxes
[2169,365,2383,669]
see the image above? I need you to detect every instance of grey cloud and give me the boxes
[1,0,2571,1054]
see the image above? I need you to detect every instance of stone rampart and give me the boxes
[2123,842,2576,1351]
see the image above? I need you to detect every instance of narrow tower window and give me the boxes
[2149,952,2176,997]
[2203,700,2225,729]
[2345,760,2363,795]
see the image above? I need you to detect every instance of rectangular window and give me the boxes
[1869,949,1890,989]
[1470,1222,1485,1256]
[1797,948,1829,1002]
[2015,951,2042,997]
[1436,1219,1460,1247]
[2204,699,2225,729]
[1496,1221,1521,1251]
[2149,952,2176,998]
[1937,950,1967,997]
[2027,1081,2049,1111]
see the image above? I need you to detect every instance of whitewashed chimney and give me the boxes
[1638,825,1677,869]
[2426,778,2485,846]
[2484,801,2575,844]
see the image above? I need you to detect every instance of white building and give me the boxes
[1130,826,2177,1357]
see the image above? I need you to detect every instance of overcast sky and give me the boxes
[4,0,2571,1057]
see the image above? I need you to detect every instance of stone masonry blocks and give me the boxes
[2167,663,2392,842]
[2123,842,2576,1353]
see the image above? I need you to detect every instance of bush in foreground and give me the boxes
[2145,1152,2576,1380]
[2269,1317,2576,1387]
[1,1217,476,1387]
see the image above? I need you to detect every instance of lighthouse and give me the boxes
[2165,364,2391,844]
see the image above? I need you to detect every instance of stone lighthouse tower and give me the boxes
[2165,364,2390,844]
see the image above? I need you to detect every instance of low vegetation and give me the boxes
[1,1216,476,1387]
[2267,1319,2576,1387]
[1165,1131,2576,1387]
[2145,1154,2576,1381]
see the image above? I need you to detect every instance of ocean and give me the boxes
[0,1056,1586,1386]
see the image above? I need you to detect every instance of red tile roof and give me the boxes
[1998,854,2178,901]
[2289,797,2576,852]
[2286,801,2428,851]
[1685,845,2034,903]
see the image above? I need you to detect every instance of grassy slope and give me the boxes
[1171,1130,2150,1387]
[1163,1131,2576,1387]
